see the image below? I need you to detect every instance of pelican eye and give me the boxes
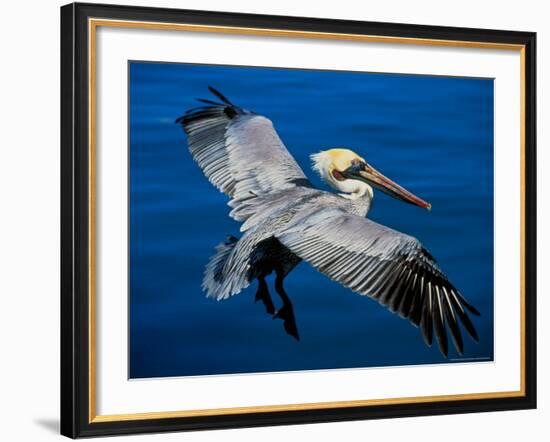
[332,169,345,181]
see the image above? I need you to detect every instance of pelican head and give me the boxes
[311,148,431,210]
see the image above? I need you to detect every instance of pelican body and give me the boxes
[177,87,480,356]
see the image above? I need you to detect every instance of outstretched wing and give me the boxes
[277,207,480,356]
[176,87,311,217]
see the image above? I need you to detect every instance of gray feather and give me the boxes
[276,204,479,355]
[178,88,479,357]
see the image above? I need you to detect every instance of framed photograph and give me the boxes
[60,2,536,438]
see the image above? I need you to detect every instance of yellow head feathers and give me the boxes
[310,148,371,197]
[311,148,365,176]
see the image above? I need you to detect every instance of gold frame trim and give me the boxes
[88,18,527,424]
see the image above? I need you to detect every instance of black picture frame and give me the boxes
[61,2,537,438]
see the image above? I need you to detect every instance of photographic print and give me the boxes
[61,5,536,436]
[129,61,494,379]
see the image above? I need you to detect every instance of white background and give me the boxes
[0,0,547,440]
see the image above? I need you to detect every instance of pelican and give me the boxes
[176,86,480,356]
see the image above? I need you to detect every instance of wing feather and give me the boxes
[277,208,480,356]
[177,87,311,224]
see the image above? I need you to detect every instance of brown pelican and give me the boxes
[176,86,480,356]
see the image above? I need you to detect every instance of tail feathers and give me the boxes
[202,235,251,300]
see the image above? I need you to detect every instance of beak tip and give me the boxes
[426,203,432,211]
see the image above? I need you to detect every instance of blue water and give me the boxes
[129,61,494,378]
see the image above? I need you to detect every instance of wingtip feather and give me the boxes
[208,85,233,105]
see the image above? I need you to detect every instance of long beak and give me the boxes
[353,163,431,210]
